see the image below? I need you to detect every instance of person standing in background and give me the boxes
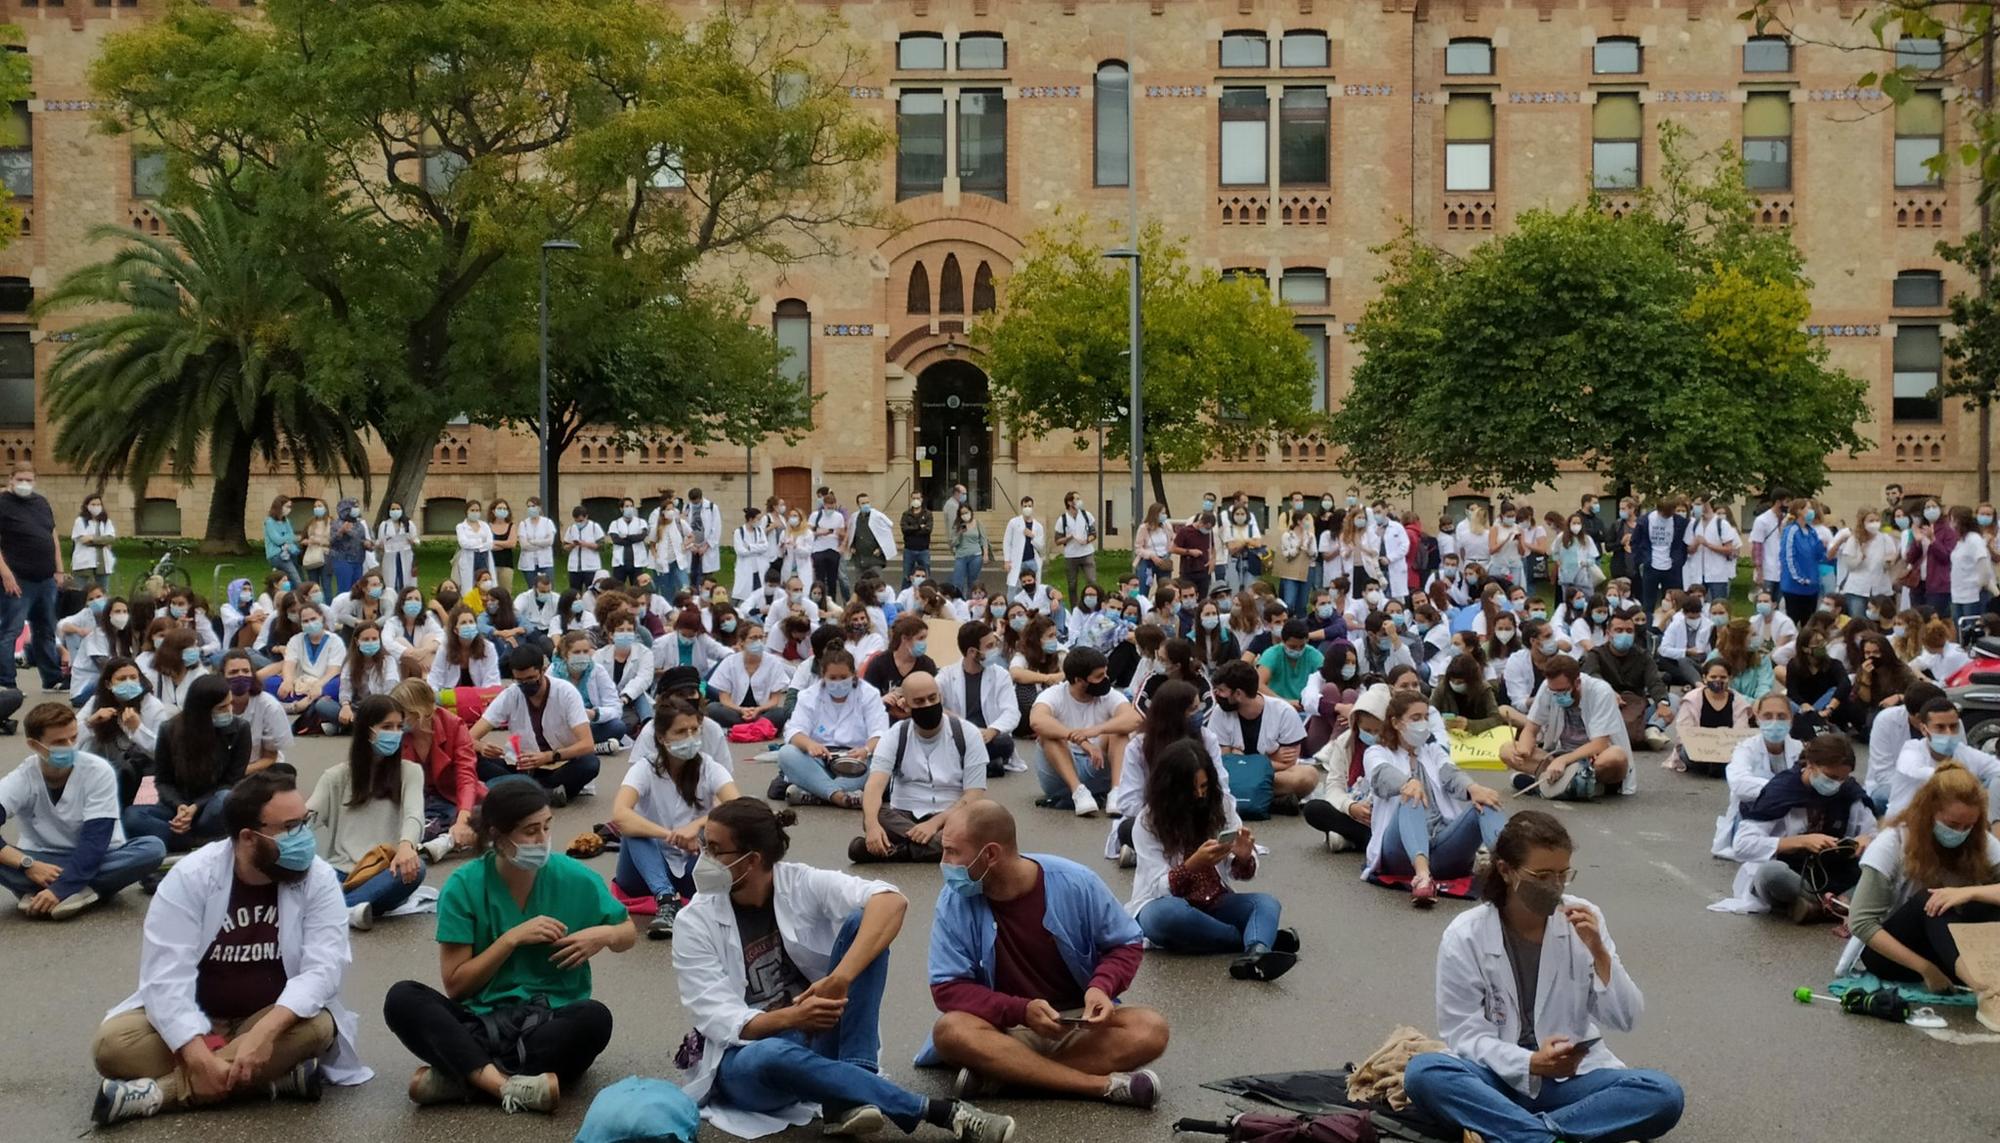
[1058,491,1099,603]
[70,492,116,592]
[846,492,897,590]
[809,488,847,602]
[377,502,416,593]
[264,494,304,591]
[514,497,556,591]
[684,488,723,587]
[901,493,934,588]
[562,505,605,595]
[0,463,64,708]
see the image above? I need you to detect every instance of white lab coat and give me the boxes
[1521,675,1637,794]
[1682,515,1740,586]
[1712,797,1878,914]
[1380,519,1411,595]
[677,500,725,577]
[104,840,371,1085]
[1710,735,1800,858]
[1125,805,1256,925]
[707,651,794,709]
[514,515,557,575]
[591,644,655,706]
[452,520,495,589]
[651,516,691,578]
[1887,738,2000,818]
[671,863,900,1137]
[731,524,774,600]
[1655,615,1713,663]
[1433,898,1642,1101]
[846,508,899,562]
[936,660,1020,738]
[1001,515,1046,588]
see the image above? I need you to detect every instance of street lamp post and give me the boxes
[1103,249,1143,529]
[538,239,581,511]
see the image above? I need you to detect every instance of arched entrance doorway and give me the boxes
[914,360,992,509]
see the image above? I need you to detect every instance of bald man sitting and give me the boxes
[918,802,1167,1108]
[852,672,990,864]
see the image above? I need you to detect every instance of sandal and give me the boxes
[1410,874,1438,909]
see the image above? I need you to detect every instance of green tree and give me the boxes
[1940,232,2000,495]
[36,199,368,551]
[1332,130,1870,501]
[91,0,886,518]
[972,216,1322,511]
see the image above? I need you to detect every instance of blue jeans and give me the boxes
[269,553,304,592]
[1845,593,1873,620]
[342,862,427,913]
[713,910,927,1130]
[0,574,59,689]
[1404,1053,1684,1143]
[952,554,982,595]
[330,558,365,597]
[589,715,628,744]
[1954,597,1990,624]
[656,566,688,601]
[778,744,866,802]
[123,792,231,853]
[0,837,166,900]
[1035,743,1111,807]
[1703,580,1731,601]
[1278,578,1309,615]
[614,835,698,900]
[1379,802,1506,880]
[1137,891,1281,954]
[902,548,931,587]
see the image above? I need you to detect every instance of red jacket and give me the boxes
[404,707,484,813]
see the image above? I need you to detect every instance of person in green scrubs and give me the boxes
[382,777,635,1115]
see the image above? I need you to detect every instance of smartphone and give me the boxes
[1565,1037,1602,1055]
[1057,1014,1091,1026]
[1215,828,1239,847]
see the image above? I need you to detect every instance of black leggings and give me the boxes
[1859,892,2000,984]
[383,980,613,1085]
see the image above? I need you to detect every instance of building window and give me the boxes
[136,498,182,537]
[1893,270,1945,309]
[1219,88,1269,186]
[957,33,1005,70]
[773,299,810,396]
[1893,324,1943,422]
[907,263,931,314]
[0,104,30,198]
[1221,31,1269,69]
[896,90,946,200]
[131,146,167,199]
[938,254,964,314]
[1593,37,1641,75]
[1280,31,1330,68]
[1297,325,1328,413]
[1743,35,1792,72]
[1444,94,1494,192]
[422,498,468,536]
[0,277,31,313]
[972,262,997,313]
[1592,93,1642,189]
[1221,267,1268,286]
[1445,39,1494,76]
[1897,37,1944,72]
[1895,90,1945,188]
[1279,87,1330,186]
[579,497,622,531]
[0,331,30,428]
[646,145,686,190]
[897,33,946,70]
[1095,62,1131,187]
[420,128,465,194]
[957,89,1007,202]
[1742,92,1792,191]
[1280,269,1328,306]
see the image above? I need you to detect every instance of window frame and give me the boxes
[1296,323,1329,414]
[956,33,1006,71]
[1741,92,1793,192]
[1280,31,1330,69]
[1445,39,1494,77]
[1220,31,1271,69]
[1896,37,1944,73]
[1742,35,1793,73]
[130,145,167,199]
[1443,94,1495,193]
[0,330,30,429]
[1891,323,1944,423]
[0,103,31,200]
[1279,268,1329,306]
[1892,270,1945,309]
[773,298,812,399]
[895,88,947,201]
[1592,37,1642,76]
[1591,92,1643,190]
[1094,61,1131,188]
[956,87,1008,202]
[897,33,947,71]
[1894,89,1946,189]
[135,498,183,538]
[1277,86,1330,187]
[1219,86,1270,187]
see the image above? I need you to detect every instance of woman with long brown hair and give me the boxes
[305,693,426,929]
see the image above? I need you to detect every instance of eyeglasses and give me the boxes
[1518,868,1580,886]
[261,810,319,836]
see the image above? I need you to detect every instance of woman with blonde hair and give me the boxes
[1133,502,1175,593]
[1709,618,1774,701]
[1912,614,1971,684]
[1843,762,2000,1025]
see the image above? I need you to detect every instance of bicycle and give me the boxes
[130,543,194,596]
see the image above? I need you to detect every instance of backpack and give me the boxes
[1220,752,1274,820]
[891,716,966,785]
[1174,1111,1376,1143]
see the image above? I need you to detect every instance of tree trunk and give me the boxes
[542,428,574,520]
[378,428,438,535]
[1148,454,1169,515]
[199,427,255,555]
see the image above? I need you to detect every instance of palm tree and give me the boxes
[36,197,368,552]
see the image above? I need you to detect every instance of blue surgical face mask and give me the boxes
[746,639,766,656]
[567,655,592,675]
[458,624,479,641]
[169,605,187,619]
[1590,611,1608,624]
[371,729,404,757]
[367,585,384,599]
[1755,601,1774,617]
[1010,616,1029,632]
[1200,615,1220,631]
[1318,604,1336,619]
[89,597,107,614]
[181,647,201,667]
[1610,632,1635,653]
[1930,732,1962,756]
[1808,771,1843,796]
[613,631,636,649]
[1539,638,1559,656]
[274,825,317,871]
[988,602,1007,617]
[353,636,383,658]
[506,840,550,871]
[403,600,422,618]
[1934,821,1974,849]
[825,677,855,699]
[942,848,990,898]
[1552,690,1575,708]
[212,711,236,729]
[302,620,324,638]
[1042,640,1060,654]
[1760,721,1791,744]
[41,743,76,770]
[912,639,928,658]
[572,600,587,615]
[1357,729,1378,746]
[720,618,737,634]
[110,679,144,702]
[1284,645,1303,660]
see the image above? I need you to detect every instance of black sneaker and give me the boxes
[1273,927,1301,955]
[648,894,680,940]
[0,719,18,736]
[548,786,570,809]
[1229,947,1298,982]
[1510,772,1537,794]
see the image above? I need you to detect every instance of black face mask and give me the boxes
[911,702,944,731]
[436,590,461,610]
[1215,693,1241,713]
[1085,676,1113,697]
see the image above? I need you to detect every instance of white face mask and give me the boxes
[691,851,746,897]
[11,480,31,497]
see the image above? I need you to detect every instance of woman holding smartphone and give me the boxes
[1124,738,1297,981]
[1404,811,1685,1143]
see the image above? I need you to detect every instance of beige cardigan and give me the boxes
[305,758,426,870]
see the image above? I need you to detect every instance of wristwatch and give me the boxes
[15,856,33,872]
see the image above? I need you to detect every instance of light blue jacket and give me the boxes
[918,852,1143,1066]
[264,516,298,562]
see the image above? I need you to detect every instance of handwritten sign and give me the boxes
[1678,726,1754,766]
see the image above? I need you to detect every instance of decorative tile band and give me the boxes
[1016,85,1081,99]
[46,332,77,342]
[1145,84,1208,97]
[1412,92,1435,105]
[1652,90,1731,103]
[847,86,884,100]
[1342,83,1394,97]
[821,324,876,337]
[41,99,105,112]
[1342,322,1359,335]
[1809,88,1886,102]
[1507,91,1580,104]
[1807,324,1882,336]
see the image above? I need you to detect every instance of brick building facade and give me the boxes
[0,0,1977,542]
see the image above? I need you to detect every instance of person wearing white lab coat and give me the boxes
[452,502,495,594]
[653,613,732,678]
[1001,498,1046,591]
[1359,690,1507,902]
[1709,694,1800,858]
[1712,735,1877,916]
[1497,660,1636,799]
[514,498,557,585]
[1378,509,1412,604]
[563,507,608,594]
[680,489,725,582]
[1682,500,1740,599]
[937,621,1020,776]
[777,650,889,809]
[1403,811,1683,1143]
[1865,679,1940,813]
[89,772,371,1125]
[731,508,774,601]
[651,508,692,600]
[1886,696,2000,818]
[707,625,796,732]
[671,798,1014,1143]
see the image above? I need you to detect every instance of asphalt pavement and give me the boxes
[3,730,1995,1142]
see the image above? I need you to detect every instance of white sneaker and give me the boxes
[349,902,375,931]
[1072,787,1101,818]
[595,740,614,756]
[420,835,453,864]
[1642,726,1671,751]
[92,1077,164,1125]
[49,886,99,920]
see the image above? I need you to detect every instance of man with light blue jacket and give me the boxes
[924,801,1168,1108]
